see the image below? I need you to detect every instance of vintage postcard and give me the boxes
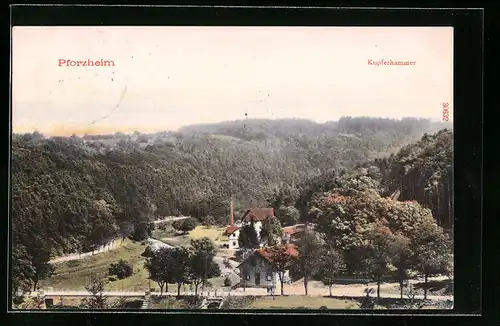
[11,26,454,311]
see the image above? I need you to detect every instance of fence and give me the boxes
[49,239,119,264]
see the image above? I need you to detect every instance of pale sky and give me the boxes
[12,26,453,136]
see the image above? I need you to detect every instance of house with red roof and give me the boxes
[240,208,275,246]
[223,225,241,249]
[223,207,276,249]
[282,223,308,244]
[237,244,298,293]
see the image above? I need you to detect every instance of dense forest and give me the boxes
[11,117,452,293]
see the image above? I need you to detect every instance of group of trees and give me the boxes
[172,218,198,235]
[11,117,452,297]
[143,237,221,296]
[304,187,452,299]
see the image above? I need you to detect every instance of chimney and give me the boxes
[231,197,234,226]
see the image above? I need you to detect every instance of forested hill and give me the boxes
[374,129,453,228]
[12,117,452,259]
[293,128,453,230]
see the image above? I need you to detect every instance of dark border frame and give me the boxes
[7,4,485,326]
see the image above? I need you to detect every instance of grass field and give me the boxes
[41,234,227,292]
[41,239,148,291]
[247,296,361,309]
[189,226,226,242]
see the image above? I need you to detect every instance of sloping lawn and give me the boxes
[41,239,148,291]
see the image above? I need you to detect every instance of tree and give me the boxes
[131,221,154,241]
[172,220,184,233]
[141,246,154,258]
[188,237,221,295]
[29,249,55,292]
[144,247,174,296]
[169,247,192,297]
[202,215,216,228]
[318,247,344,297]
[180,218,198,235]
[81,273,107,309]
[224,277,232,287]
[259,216,283,246]
[276,206,300,226]
[108,259,134,279]
[359,226,393,298]
[235,248,253,262]
[291,230,323,295]
[388,233,413,299]
[238,222,259,249]
[12,246,35,296]
[266,245,298,295]
[411,220,452,299]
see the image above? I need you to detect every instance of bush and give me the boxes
[179,218,198,234]
[224,277,232,287]
[108,259,133,279]
[141,246,154,258]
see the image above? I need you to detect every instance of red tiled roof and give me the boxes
[282,224,306,236]
[242,208,274,222]
[256,244,299,263]
[224,225,240,234]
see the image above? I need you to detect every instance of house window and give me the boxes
[245,274,250,281]
[232,241,236,246]
[266,273,272,281]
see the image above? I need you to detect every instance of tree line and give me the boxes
[142,237,221,296]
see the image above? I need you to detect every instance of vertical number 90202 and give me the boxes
[442,103,450,121]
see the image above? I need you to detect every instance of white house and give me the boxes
[224,207,275,249]
[240,208,275,247]
[224,225,241,249]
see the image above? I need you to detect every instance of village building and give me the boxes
[237,244,298,294]
[223,225,241,249]
[282,224,308,244]
[223,203,275,249]
[240,207,275,246]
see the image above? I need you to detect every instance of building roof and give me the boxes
[224,225,240,234]
[242,208,275,222]
[237,244,299,268]
[282,224,306,236]
[256,244,299,263]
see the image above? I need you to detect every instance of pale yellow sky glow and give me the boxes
[12,26,453,136]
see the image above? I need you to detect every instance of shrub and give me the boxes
[141,246,154,258]
[108,259,133,279]
[224,277,232,287]
[180,218,198,234]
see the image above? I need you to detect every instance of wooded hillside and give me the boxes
[11,117,452,292]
